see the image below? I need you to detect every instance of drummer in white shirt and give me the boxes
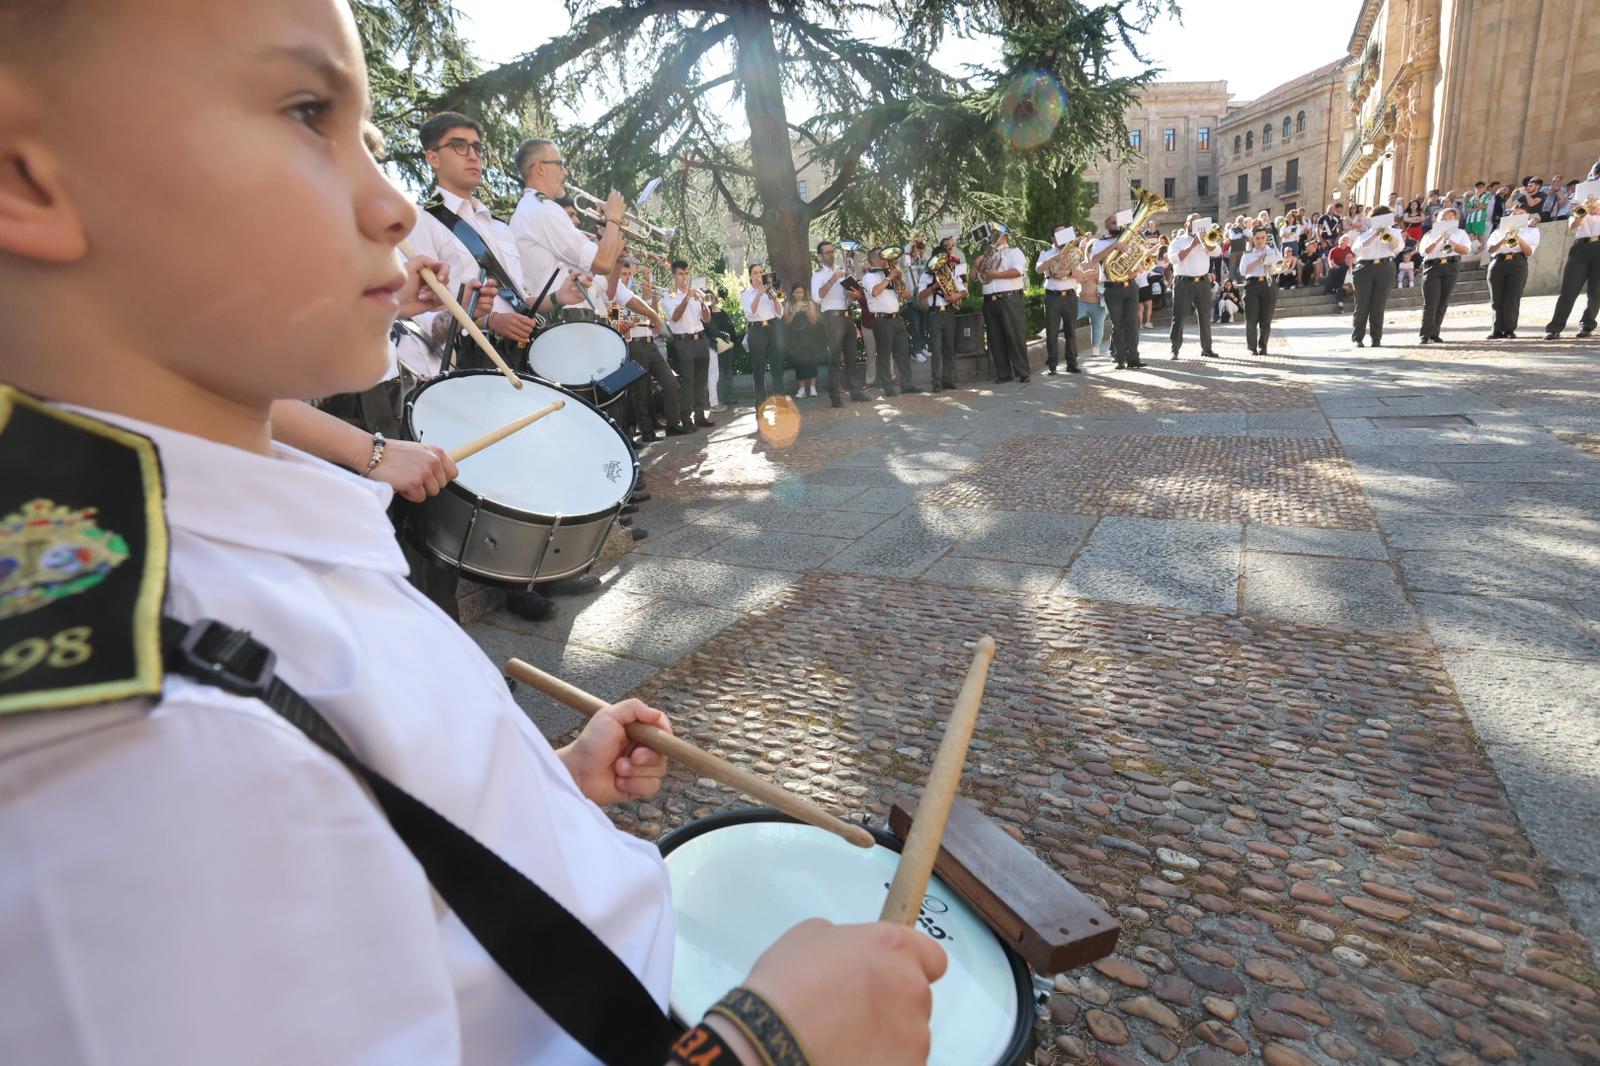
[508,137,625,313]
[662,262,715,429]
[742,264,784,402]
[1348,205,1405,348]
[1486,204,1540,339]
[1418,206,1471,345]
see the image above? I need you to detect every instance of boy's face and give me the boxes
[424,125,484,193]
[0,0,414,405]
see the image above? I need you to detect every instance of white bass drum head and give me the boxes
[527,321,628,387]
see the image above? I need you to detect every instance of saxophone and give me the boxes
[1103,188,1168,283]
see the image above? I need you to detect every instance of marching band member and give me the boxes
[663,261,715,428]
[979,228,1030,383]
[862,248,919,394]
[617,259,687,439]
[1349,205,1404,348]
[918,236,966,391]
[1168,214,1218,359]
[1486,204,1540,339]
[1419,206,1471,344]
[508,136,625,307]
[812,240,868,407]
[0,3,950,1064]
[1091,213,1145,369]
[742,264,784,401]
[1239,226,1283,356]
[1544,163,1600,340]
[1037,226,1081,373]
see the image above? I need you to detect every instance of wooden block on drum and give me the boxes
[889,794,1120,976]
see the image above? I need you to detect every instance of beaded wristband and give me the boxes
[668,1022,739,1065]
[704,987,811,1066]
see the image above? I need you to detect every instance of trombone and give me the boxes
[568,182,677,250]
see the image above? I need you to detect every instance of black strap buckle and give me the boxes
[173,619,277,697]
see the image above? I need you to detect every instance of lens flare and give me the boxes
[997,71,1067,151]
[756,396,802,448]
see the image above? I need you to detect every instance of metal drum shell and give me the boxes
[657,808,1037,1066]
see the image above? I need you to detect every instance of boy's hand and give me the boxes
[557,698,672,805]
[473,279,500,318]
[369,439,456,502]
[488,312,536,343]
[723,919,948,1066]
[398,255,450,319]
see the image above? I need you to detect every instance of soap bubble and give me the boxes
[997,71,1067,151]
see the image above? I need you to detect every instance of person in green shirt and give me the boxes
[1465,181,1492,244]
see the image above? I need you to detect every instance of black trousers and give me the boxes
[1545,239,1600,334]
[980,296,1005,380]
[994,292,1029,379]
[1488,255,1530,335]
[823,311,861,396]
[1420,259,1459,339]
[1244,278,1276,352]
[1351,259,1395,342]
[1043,290,1079,370]
[927,307,957,387]
[1103,281,1141,365]
[669,333,710,422]
[746,319,781,400]
[1169,275,1213,354]
[872,313,912,390]
[627,336,681,431]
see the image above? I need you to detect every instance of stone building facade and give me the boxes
[1339,0,1600,205]
[1082,81,1231,228]
[1215,60,1351,222]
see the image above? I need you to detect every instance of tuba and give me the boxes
[1103,188,1168,283]
[927,252,966,303]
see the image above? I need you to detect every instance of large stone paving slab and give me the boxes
[1242,553,1419,631]
[1412,592,1600,659]
[1058,517,1242,614]
[1055,366,1319,414]
[606,575,1600,1066]
[924,435,1380,529]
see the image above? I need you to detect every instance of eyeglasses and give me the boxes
[538,157,566,170]
[434,138,486,158]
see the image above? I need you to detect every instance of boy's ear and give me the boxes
[0,82,87,264]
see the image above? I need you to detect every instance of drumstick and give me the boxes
[445,400,564,463]
[504,659,875,849]
[397,239,523,390]
[879,635,997,925]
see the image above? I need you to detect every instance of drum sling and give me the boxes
[161,616,680,1066]
[423,199,536,318]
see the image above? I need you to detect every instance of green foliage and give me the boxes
[1023,168,1096,283]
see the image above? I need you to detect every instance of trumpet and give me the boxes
[1201,224,1225,252]
[567,182,677,249]
[1574,197,1599,220]
[1377,229,1396,245]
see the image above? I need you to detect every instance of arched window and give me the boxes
[1296,110,1307,133]
[1283,116,1292,140]
[1263,123,1273,147]
[1245,131,1253,150]
[1234,135,1242,154]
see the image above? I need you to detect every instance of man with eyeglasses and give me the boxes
[510,137,626,314]
[404,113,543,367]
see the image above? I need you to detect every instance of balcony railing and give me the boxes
[1275,178,1301,197]
[1228,191,1250,207]
[1338,98,1398,176]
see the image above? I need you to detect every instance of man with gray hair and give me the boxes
[508,137,625,304]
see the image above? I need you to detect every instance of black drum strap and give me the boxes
[423,199,535,317]
[160,616,680,1065]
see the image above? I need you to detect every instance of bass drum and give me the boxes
[402,369,637,585]
[657,809,1036,1066]
[526,319,633,409]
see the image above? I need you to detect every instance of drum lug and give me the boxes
[1031,972,1054,1016]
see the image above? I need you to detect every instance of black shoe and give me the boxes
[1114,361,1127,369]
[1418,336,1432,345]
[695,415,716,428]
[931,384,945,392]
[1019,376,1030,384]
[505,590,558,621]
[1248,347,1258,355]
[1067,364,1082,374]
[831,392,844,408]
[1372,339,1382,348]
[849,391,870,403]
[1579,328,1595,338]
[1170,351,1180,360]
[1201,350,1219,358]
[1354,338,1365,347]
[541,573,600,596]
[1127,361,1146,369]
[1505,332,1518,340]
[1486,331,1503,340]
[1046,367,1057,375]
[1545,332,1561,340]
[1430,336,1445,344]
[882,386,900,396]
[666,423,690,436]
[635,432,659,444]
[903,385,924,394]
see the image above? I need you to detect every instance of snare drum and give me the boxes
[526,320,641,409]
[658,810,1035,1066]
[402,369,637,585]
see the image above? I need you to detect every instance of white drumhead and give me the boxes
[527,321,628,386]
[409,374,633,515]
[664,820,1022,1066]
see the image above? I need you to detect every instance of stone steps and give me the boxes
[1273,276,1491,319]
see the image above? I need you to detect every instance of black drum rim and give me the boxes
[657,807,1037,1066]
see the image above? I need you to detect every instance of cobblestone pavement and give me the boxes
[469,293,1600,1064]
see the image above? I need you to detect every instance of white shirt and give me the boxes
[918,257,968,310]
[1280,224,1302,243]
[1489,219,1541,256]
[811,264,849,311]
[1240,245,1283,279]
[510,188,598,300]
[1090,236,1119,283]
[980,245,1027,295]
[1421,227,1471,260]
[1575,213,1600,241]
[404,186,525,355]
[742,285,780,323]
[661,289,709,334]
[861,269,901,314]
[1170,235,1209,278]
[1036,247,1079,292]
[1353,225,1406,260]
[587,274,636,314]
[0,410,674,1066]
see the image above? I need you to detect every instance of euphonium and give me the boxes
[1104,187,1168,283]
[882,247,912,299]
[1046,241,1084,279]
[927,252,966,303]
[1201,224,1225,252]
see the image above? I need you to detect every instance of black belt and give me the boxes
[674,330,704,339]
[930,304,955,312]
[823,309,850,316]
[1245,277,1272,284]
[1426,256,1460,264]
[1495,252,1527,261]
[1103,279,1133,287]
[749,319,776,327]
[1576,236,1600,244]
[983,291,1021,300]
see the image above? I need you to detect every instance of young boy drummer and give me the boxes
[0,2,943,1064]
